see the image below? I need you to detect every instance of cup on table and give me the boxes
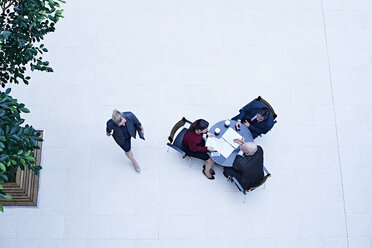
[214,128,220,135]
[224,120,231,127]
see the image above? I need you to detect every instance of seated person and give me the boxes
[223,140,264,191]
[232,99,275,139]
[182,119,217,180]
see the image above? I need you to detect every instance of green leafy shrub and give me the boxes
[0,0,65,87]
[0,88,43,212]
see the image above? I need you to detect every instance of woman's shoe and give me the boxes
[134,166,141,173]
[202,169,215,180]
[203,165,215,175]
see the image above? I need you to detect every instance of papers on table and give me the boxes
[206,137,235,158]
[205,136,221,151]
[211,152,220,157]
[206,127,243,158]
[221,127,243,149]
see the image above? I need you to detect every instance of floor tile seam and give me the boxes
[320,1,349,247]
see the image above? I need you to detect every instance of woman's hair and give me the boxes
[112,109,124,124]
[258,108,270,120]
[188,119,209,132]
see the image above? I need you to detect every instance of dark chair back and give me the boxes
[230,165,271,199]
[168,117,189,143]
[247,174,271,192]
[167,117,192,157]
[256,96,277,120]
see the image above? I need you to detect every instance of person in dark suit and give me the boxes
[223,139,264,191]
[106,110,144,173]
[232,100,275,139]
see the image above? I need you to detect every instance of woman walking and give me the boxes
[106,110,145,172]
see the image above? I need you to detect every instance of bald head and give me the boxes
[242,142,257,155]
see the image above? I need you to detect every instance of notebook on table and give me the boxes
[206,127,243,158]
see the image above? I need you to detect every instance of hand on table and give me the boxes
[207,146,217,152]
[243,120,250,127]
[233,137,245,145]
[235,121,241,131]
[207,132,215,138]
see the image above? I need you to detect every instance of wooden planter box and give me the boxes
[0,131,43,206]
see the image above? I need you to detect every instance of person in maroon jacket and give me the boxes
[182,119,217,180]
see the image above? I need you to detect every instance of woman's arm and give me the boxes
[128,112,142,129]
[188,142,208,152]
[106,120,114,136]
[184,134,207,152]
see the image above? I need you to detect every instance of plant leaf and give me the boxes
[20,107,30,113]
[25,156,35,162]
[1,30,11,39]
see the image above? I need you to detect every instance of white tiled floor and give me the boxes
[2,0,372,247]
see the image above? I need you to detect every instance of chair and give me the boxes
[253,96,277,137]
[229,165,271,203]
[167,117,193,165]
[256,96,277,120]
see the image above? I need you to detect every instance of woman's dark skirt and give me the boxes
[115,138,131,152]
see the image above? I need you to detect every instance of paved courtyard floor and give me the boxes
[1,0,372,247]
